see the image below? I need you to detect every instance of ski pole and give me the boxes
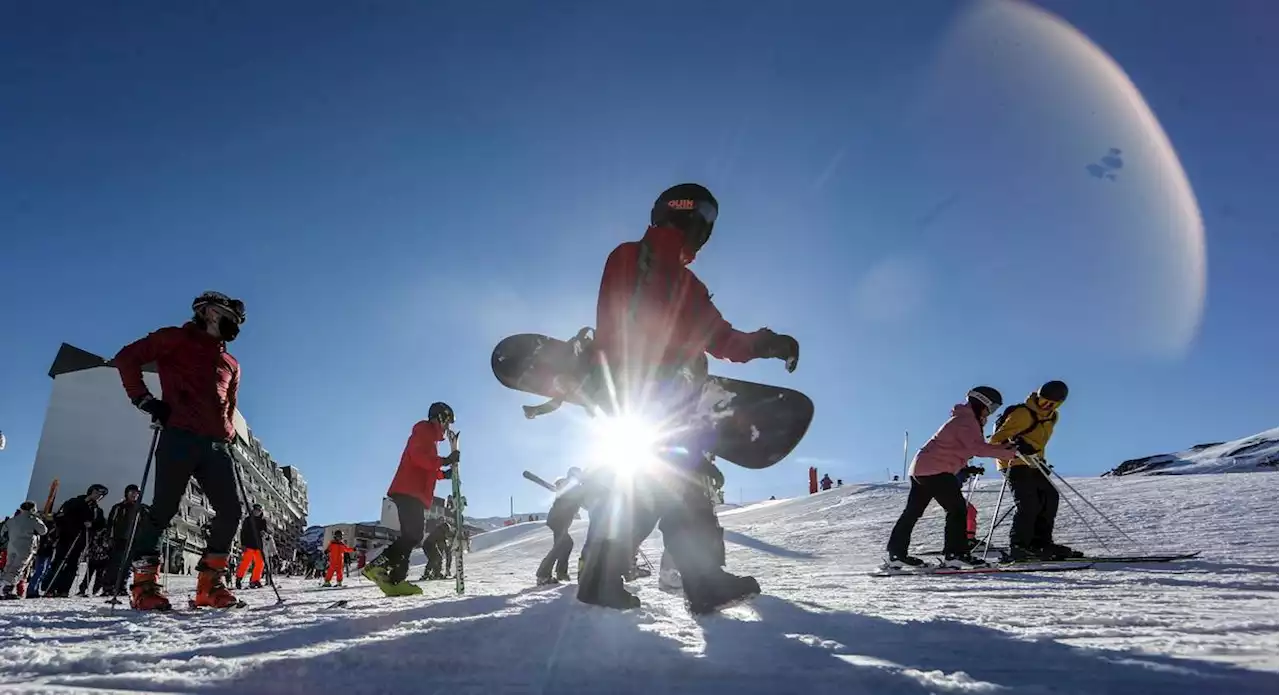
[1019,454,1115,551]
[107,423,161,607]
[232,460,285,605]
[980,473,1008,562]
[42,529,88,597]
[1025,454,1139,546]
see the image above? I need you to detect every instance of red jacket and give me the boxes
[388,420,447,507]
[595,225,763,379]
[114,322,240,441]
[326,541,354,564]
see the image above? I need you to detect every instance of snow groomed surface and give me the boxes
[1,473,1275,694]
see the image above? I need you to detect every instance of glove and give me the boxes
[754,330,800,373]
[963,465,985,477]
[1012,438,1038,456]
[443,450,460,466]
[132,395,171,425]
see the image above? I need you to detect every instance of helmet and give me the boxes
[1038,380,1069,403]
[651,183,719,255]
[333,530,343,539]
[966,386,1004,415]
[193,291,246,341]
[428,402,455,426]
[125,484,140,495]
[252,503,263,512]
[87,484,109,497]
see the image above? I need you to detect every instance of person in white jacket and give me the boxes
[1,502,49,599]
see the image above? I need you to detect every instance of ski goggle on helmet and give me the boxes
[966,386,1003,415]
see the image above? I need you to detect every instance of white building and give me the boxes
[26,343,309,566]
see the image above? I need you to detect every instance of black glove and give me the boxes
[132,395,171,425]
[443,450,460,466]
[754,330,800,372]
[1012,438,1038,456]
[963,465,986,477]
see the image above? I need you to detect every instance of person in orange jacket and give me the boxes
[324,530,355,587]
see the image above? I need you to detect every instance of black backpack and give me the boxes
[994,403,1057,442]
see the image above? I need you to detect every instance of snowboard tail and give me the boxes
[492,332,814,470]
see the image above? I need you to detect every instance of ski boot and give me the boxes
[686,572,760,615]
[362,552,422,597]
[130,559,172,612]
[940,553,989,569]
[235,576,243,590]
[536,574,560,586]
[884,553,925,570]
[249,580,263,589]
[0,584,17,601]
[1007,545,1050,562]
[192,555,242,609]
[76,588,88,597]
[554,571,571,583]
[322,581,333,587]
[1045,542,1083,560]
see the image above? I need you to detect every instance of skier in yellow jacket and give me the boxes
[989,380,1081,560]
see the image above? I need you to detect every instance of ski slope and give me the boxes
[1,472,1275,694]
[1105,428,1279,476]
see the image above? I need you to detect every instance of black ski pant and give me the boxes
[106,541,132,593]
[46,531,88,595]
[1008,465,1059,550]
[422,540,443,576]
[886,473,968,558]
[132,428,242,565]
[78,559,109,594]
[384,494,426,583]
[537,526,574,579]
[443,540,453,574]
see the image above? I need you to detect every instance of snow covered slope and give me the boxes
[1,474,1275,694]
[1105,428,1279,476]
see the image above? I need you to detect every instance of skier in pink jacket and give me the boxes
[885,387,1017,570]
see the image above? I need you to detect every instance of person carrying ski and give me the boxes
[536,467,589,585]
[989,380,1080,560]
[113,290,248,611]
[580,182,801,614]
[0,502,48,600]
[45,484,108,596]
[885,387,1017,570]
[324,531,355,586]
[362,402,458,596]
[235,504,269,589]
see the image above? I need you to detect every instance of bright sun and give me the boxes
[587,414,663,474]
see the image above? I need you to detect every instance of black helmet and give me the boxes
[125,484,140,496]
[193,291,246,341]
[1037,380,1069,403]
[428,402,455,426]
[966,386,1004,415]
[87,484,109,497]
[651,183,719,255]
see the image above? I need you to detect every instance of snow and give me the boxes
[1105,428,1279,476]
[1,473,1275,694]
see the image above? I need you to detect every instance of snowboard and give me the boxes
[523,470,557,493]
[492,332,814,470]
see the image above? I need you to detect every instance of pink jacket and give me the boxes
[910,403,1016,478]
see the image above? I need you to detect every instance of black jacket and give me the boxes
[54,495,105,539]
[240,514,268,550]
[106,500,150,543]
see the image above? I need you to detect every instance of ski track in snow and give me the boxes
[1,474,1276,694]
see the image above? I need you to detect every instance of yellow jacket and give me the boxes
[991,395,1060,470]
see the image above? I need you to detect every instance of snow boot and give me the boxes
[884,553,925,570]
[686,572,760,615]
[193,555,240,608]
[130,560,172,612]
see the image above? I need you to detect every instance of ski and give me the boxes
[868,562,1094,577]
[449,429,466,596]
[918,548,1202,564]
[523,470,557,493]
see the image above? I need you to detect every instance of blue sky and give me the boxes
[1,1,1274,524]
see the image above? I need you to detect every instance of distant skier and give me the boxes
[45,485,108,596]
[820,474,834,491]
[536,468,590,585]
[324,531,355,587]
[419,519,451,580]
[990,380,1080,560]
[362,402,458,596]
[885,387,1016,570]
[0,502,47,599]
[235,504,269,590]
[113,290,248,610]
[104,485,149,594]
[581,182,801,613]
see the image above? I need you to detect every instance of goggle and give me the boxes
[967,390,1001,414]
[196,292,246,324]
[665,199,718,226]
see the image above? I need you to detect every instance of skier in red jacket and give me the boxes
[113,291,247,611]
[361,402,458,595]
[579,183,800,614]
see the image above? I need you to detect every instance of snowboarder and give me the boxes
[885,387,1017,570]
[324,531,355,587]
[580,182,801,614]
[0,502,47,599]
[113,290,248,610]
[362,402,458,596]
[45,484,108,596]
[536,468,589,585]
[235,504,269,590]
[990,380,1079,560]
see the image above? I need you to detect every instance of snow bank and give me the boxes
[1105,428,1279,476]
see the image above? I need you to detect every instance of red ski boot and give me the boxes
[192,554,242,609]
[130,560,172,612]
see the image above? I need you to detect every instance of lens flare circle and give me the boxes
[586,413,664,475]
